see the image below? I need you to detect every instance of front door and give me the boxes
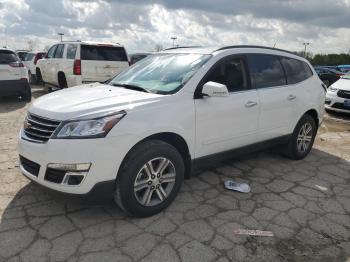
[195,55,260,158]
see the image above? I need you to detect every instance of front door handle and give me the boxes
[287,94,296,101]
[245,101,258,108]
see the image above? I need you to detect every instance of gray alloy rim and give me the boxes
[133,157,176,207]
[297,123,313,153]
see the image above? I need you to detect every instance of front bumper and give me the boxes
[18,129,134,195]
[0,79,30,97]
[325,92,350,113]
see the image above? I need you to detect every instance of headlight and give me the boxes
[328,86,338,92]
[53,111,126,139]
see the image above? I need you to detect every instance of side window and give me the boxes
[248,54,286,88]
[66,44,77,59]
[46,45,57,59]
[54,44,64,59]
[205,57,248,92]
[280,57,313,84]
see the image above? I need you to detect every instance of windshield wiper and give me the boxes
[110,83,150,93]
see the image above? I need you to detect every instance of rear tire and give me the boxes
[28,71,37,84]
[283,114,317,160]
[21,85,32,102]
[58,73,68,89]
[36,68,43,85]
[114,140,184,217]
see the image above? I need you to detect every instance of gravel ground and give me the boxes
[0,85,350,262]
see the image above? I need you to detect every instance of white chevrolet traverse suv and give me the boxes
[19,46,325,217]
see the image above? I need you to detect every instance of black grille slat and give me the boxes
[337,90,350,99]
[45,168,66,184]
[23,113,61,143]
[332,103,350,110]
[20,156,40,177]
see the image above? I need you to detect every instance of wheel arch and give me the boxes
[304,109,319,127]
[121,132,192,179]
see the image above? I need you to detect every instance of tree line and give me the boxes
[294,51,350,66]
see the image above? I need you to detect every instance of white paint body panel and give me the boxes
[19,47,325,194]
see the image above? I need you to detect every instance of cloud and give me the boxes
[0,0,349,54]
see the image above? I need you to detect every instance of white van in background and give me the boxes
[36,41,129,90]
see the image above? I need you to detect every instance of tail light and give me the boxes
[9,61,24,68]
[336,74,343,77]
[73,59,81,75]
[34,54,41,65]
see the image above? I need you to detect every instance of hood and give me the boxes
[332,78,350,91]
[29,83,163,120]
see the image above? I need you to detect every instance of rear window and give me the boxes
[24,53,35,61]
[0,50,19,64]
[248,54,287,88]
[81,45,128,61]
[280,57,313,84]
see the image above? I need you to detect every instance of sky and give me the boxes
[1,0,350,54]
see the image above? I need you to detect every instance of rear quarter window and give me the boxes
[0,50,19,64]
[66,44,77,59]
[248,54,287,88]
[81,45,128,61]
[280,57,313,84]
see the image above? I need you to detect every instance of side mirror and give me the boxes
[202,81,229,97]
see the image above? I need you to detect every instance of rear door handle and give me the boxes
[245,101,258,108]
[287,94,296,101]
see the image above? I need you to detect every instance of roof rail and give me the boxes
[163,46,202,51]
[216,45,298,56]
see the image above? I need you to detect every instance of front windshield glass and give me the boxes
[109,53,211,94]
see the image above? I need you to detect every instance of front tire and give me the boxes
[114,140,184,217]
[283,114,317,160]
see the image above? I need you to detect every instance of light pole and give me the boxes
[303,42,310,58]
[171,36,177,48]
[58,32,64,42]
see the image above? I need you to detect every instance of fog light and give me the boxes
[47,163,91,171]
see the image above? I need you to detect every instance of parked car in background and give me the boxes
[325,73,350,113]
[36,41,129,90]
[19,46,325,217]
[338,65,350,73]
[0,48,31,101]
[16,50,29,61]
[314,66,344,87]
[23,51,46,84]
[129,53,152,65]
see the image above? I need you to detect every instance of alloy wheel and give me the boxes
[297,123,313,153]
[133,157,176,206]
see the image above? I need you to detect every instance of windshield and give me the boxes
[109,53,211,94]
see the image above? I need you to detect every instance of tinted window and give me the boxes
[17,52,28,61]
[205,57,248,92]
[24,53,35,61]
[130,54,148,64]
[47,45,57,59]
[54,44,64,58]
[249,54,286,88]
[0,50,19,64]
[281,57,313,84]
[81,45,128,61]
[66,44,77,59]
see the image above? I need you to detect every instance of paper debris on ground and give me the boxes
[233,229,274,237]
[224,180,251,193]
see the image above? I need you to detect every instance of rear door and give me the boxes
[50,44,65,85]
[248,54,295,142]
[80,45,129,83]
[0,50,21,81]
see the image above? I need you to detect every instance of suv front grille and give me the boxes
[23,113,61,143]
[332,103,350,110]
[20,156,40,177]
[337,90,350,99]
